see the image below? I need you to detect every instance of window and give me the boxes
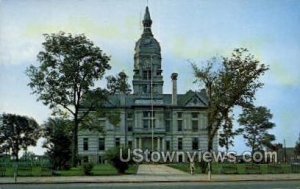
[83,138,88,151]
[143,111,149,117]
[177,112,182,118]
[127,112,133,132]
[143,120,149,129]
[128,140,132,149]
[143,70,152,80]
[142,71,147,79]
[192,112,198,119]
[178,154,183,162]
[165,111,171,132]
[178,138,183,150]
[115,138,120,147]
[165,120,170,132]
[142,85,148,93]
[165,112,171,119]
[143,111,154,117]
[177,120,183,132]
[127,112,133,119]
[143,111,155,130]
[192,138,199,150]
[152,120,156,128]
[99,138,105,151]
[166,141,170,151]
[192,120,198,132]
[127,120,133,132]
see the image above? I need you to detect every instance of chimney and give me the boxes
[171,73,178,105]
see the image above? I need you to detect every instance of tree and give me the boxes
[42,118,72,170]
[0,113,40,161]
[238,106,276,155]
[219,115,243,151]
[104,147,133,174]
[20,151,36,161]
[26,32,111,166]
[192,48,268,153]
[295,133,300,156]
[106,71,131,95]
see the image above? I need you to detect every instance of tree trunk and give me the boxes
[71,117,79,167]
[15,151,19,162]
[207,133,213,178]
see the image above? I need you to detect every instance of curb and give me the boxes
[1,178,300,185]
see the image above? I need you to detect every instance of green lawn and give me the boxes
[59,164,138,176]
[168,163,295,174]
[0,164,138,177]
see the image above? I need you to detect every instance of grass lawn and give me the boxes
[168,163,294,174]
[0,164,138,177]
[60,164,138,176]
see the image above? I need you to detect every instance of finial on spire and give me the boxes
[143,6,152,27]
[142,6,153,36]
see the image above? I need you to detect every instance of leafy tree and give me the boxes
[104,147,133,174]
[295,133,300,156]
[0,113,40,161]
[238,106,276,155]
[106,71,131,95]
[82,162,94,175]
[42,118,72,170]
[219,115,243,151]
[26,32,111,166]
[192,48,268,153]
[20,151,36,161]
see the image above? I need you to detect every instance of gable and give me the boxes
[185,95,206,107]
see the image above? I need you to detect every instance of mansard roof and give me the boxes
[102,89,208,109]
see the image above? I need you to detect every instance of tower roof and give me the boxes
[135,6,160,55]
[142,6,153,37]
[143,6,152,26]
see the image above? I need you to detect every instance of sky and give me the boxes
[0,0,300,155]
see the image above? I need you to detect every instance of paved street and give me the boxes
[1,181,300,189]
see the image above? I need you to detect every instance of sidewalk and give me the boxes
[0,174,300,184]
[1,164,300,184]
[137,164,188,175]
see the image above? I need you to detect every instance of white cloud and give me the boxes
[0,24,42,65]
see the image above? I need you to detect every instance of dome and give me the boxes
[134,6,161,55]
[135,36,161,54]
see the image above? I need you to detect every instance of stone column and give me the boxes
[157,137,160,151]
[162,138,165,152]
[139,138,142,149]
[134,138,137,148]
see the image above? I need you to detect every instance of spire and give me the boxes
[142,6,153,36]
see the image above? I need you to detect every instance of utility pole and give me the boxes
[151,55,154,153]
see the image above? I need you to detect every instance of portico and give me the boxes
[134,137,165,151]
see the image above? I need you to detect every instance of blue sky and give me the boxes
[0,0,300,155]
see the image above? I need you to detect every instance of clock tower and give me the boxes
[132,6,163,97]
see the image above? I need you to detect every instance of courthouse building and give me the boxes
[78,7,217,163]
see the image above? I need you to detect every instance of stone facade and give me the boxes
[78,6,218,163]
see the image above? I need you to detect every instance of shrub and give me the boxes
[104,147,132,174]
[82,163,94,175]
